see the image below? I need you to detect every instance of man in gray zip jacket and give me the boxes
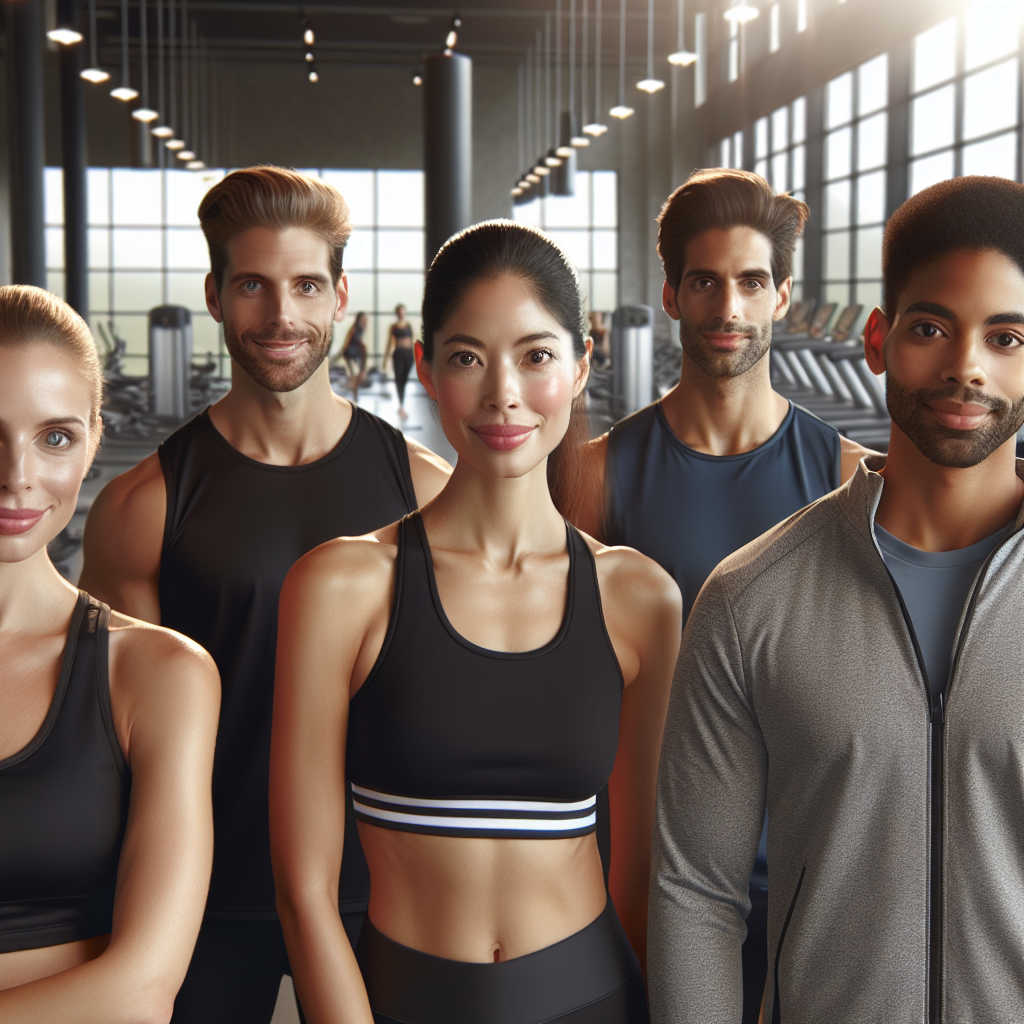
[650,175,1024,1024]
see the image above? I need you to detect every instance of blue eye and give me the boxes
[45,431,70,449]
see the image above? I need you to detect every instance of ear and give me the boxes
[663,279,682,321]
[333,271,350,323]
[205,273,223,324]
[414,340,436,400]
[773,276,793,322]
[573,337,594,399]
[863,307,891,375]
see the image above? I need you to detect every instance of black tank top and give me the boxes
[347,513,623,839]
[0,593,130,953]
[159,406,417,919]
[606,401,841,623]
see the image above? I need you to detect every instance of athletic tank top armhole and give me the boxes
[348,515,409,707]
[156,442,176,554]
[576,530,626,693]
[0,592,87,771]
[90,599,128,778]
[384,413,417,512]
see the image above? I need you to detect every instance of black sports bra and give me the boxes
[346,513,623,839]
[0,593,130,953]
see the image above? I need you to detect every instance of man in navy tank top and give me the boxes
[80,167,450,1024]
[574,169,876,1022]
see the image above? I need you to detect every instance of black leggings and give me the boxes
[356,899,648,1024]
[392,346,414,405]
[170,914,364,1024]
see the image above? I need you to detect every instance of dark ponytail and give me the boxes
[421,220,590,519]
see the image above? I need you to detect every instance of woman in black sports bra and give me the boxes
[384,303,415,419]
[271,223,682,1023]
[0,286,220,1020]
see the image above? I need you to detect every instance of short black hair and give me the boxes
[883,176,1024,319]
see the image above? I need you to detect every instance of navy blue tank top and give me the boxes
[159,406,417,919]
[606,401,841,623]
[347,513,623,840]
[0,593,130,953]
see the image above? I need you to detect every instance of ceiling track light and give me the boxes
[610,0,633,119]
[132,107,159,121]
[583,122,608,135]
[668,0,696,66]
[166,138,185,149]
[544,153,562,167]
[526,172,541,183]
[186,159,205,169]
[637,0,664,93]
[111,0,137,100]
[443,13,461,53]
[724,3,759,23]
[668,50,697,65]
[571,135,590,146]
[304,28,314,45]
[533,164,551,176]
[177,149,195,160]
[81,0,109,82]
[308,69,319,82]
[48,27,84,45]
[152,124,174,137]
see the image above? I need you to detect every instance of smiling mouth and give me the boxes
[0,508,46,535]
[924,400,995,431]
[249,337,309,356]
[471,424,536,451]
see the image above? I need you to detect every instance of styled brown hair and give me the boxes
[198,166,352,288]
[657,168,809,291]
[0,285,103,422]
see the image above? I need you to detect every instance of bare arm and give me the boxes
[0,621,220,1024]
[270,536,395,1024]
[405,438,452,508]
[839,436,882,484]
[570,435,609,540]
[595,544,682,971]
[79,455,166,624]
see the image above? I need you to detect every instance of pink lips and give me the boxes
[0,507,46,535]
[471,423,536,451]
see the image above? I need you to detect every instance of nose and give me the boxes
[266,285,301,328]
[710,279,746,326]
[940,333,987,390]
[0,438,30,495]
[483,356,521,412]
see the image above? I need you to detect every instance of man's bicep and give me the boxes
[80,462,166,623]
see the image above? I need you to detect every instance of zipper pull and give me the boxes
[930,690,945,725]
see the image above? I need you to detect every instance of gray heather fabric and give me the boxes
[649,455,1024,1024]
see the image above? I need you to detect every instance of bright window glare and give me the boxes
[858,54,888,117]
[827,72,853,130]
[856,170,886,225]
[963,58,1019,141]
[962,130,1018,178]
[911,84,955,156]
[857,113,888,172]
[826,126,853,181]
[771,105,789,153]
[911,150,955,194]
[376,170,424,227]
[965,1,1020,72]
[756,117,769,160]
[914,18,956,94]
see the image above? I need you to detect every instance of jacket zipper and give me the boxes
[882,538,1006,1024]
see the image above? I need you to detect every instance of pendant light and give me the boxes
[165,0,184,149]
[723,2,759,24]
[583,0,607,135]
[569,0,588,145]
[110,0,139,100]
[609,0,633,118]
[133,0,159,120]
[669,0,697,65]
[81,0,110,81]
[636,0,664,92]
[152,0,173,138]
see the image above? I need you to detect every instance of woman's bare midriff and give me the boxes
[0,934,109,991]
[359,824,608,963]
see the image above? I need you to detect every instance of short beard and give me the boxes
[678,314,773,380]
[223,319,332,393]
[886,376,1024,468]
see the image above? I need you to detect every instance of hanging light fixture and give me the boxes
[308,69,319,82]
[609,0,633,117]
[668,0,697,65]
[723,3,759,24]
[81,0,110,81]
[133,0,159,120]
[48,26,84,45]
[177,149,195,160]
[151,0,173,137]
[166,138,184,149]
[569,0,589,145]
[110,0,139,100]
[304,27,314,45]
[584,0,607,135]
[636,0,664,92]
[413,74,423,86]
[186,159,205,170]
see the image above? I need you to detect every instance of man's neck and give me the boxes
[659,350,790,456]
[875,428,1024,551]
[207,359,352,467]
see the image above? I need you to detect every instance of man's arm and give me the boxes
[570,434,608,540]
[404,438,452,508]
[839,435,882,484]
[79,454,166,624]
[647,574,768,1024]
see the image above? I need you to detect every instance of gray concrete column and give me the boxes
[59,0,89,318]
[5,0,46,288]
[423,51,472,265]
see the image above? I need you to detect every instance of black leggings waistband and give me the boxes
[355,899,647,1024]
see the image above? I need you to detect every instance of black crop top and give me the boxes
[346,513,623,839]
[0,593,130,953]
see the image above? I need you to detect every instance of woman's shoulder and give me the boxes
[580,531,682,618]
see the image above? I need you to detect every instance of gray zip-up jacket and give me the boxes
[649,456,1024,1024]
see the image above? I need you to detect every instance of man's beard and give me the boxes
[887,375,1024,468]
[223,319,333,393]
[678,314,773,380]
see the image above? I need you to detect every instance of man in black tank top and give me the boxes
[81,167,450,1024]
[572,170,876,1023]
